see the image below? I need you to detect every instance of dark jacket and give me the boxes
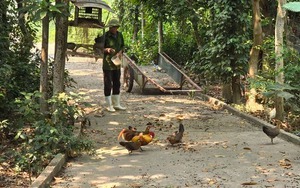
[103,31,124,70]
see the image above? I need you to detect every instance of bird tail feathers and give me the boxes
[179,123,184,133]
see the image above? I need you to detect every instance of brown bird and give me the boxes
[118,126,137,141]
[167,123,184,145]
[119,141,143,153]
[132,132,155,146]
[263,120,281,144]
[141,125,152,135]
[118,125,152,141]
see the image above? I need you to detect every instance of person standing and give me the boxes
[102,18,126,112]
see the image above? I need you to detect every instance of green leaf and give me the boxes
[262,91,276,98]
[49,6,61,13]
[40,11,47,19]
[20,134,26,140]
[14,131,26,140]
[277,91,294,100]
[14,131,22,140]
[283,2,300,12]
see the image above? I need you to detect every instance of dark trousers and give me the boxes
[103,69,121,96]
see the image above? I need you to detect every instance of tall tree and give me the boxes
[53,0,69,94]
[157,0,164,53]
[132,5,139,41]
[40,0,50,114]
[274,0,286,120]
[158,20,163,53]
[247,0,264,111]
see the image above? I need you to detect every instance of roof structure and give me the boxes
[70,0,113,12]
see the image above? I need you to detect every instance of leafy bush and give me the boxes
[10,92,94,175]
[186,0,252,84]
[253,36,300,113]
[162,24,197,66]
[0,0,40,120]
[123,25,158,65]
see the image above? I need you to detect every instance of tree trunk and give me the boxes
[185,1,202,49]
[132,5,139,41]
[53,0,69,94]
[158,20,163,53]
[141,3,145,40]
[0,1,9,61]
[260,0,276,37]
[190,18,202,49]
[40,1,49,114]
[232,75,241,104]
[274,0,286,120]
[246,0,264,112]
[222,83,233,103]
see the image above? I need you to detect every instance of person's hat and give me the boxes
[106,19,120,27]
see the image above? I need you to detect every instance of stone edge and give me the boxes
[30,153,67,188]
[30,127,81,188]
[196,92,300,145]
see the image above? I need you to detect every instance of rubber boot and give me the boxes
[105,96,116,112]
[112,95,126,110]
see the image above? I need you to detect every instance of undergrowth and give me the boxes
[0,91,95,177]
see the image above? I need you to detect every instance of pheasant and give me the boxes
[118,126,137,141]
[118,125,152,141]
[119,141,142,153]
[167,123,184,145]
[131,132,155,146]
[263,120,281,144]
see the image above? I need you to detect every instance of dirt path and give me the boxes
[50,57,300,188]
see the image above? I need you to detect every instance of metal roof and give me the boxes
[71,0,113,12]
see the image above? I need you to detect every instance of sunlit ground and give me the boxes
[50,60,300,188]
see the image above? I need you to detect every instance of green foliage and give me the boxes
[114,0,202,65]
[249,74,300,113]
[263,83,296,101]
[282,51,300,113]
[34,21,56,43]
[186,0,252,83]
[114,1,159,65]
[0,0,40,119]
[15,91,43,125]
[46,59,77,97]
[10,92,94,175]
[125,34,158,65]
[49,92,89,125]
[0,120,9,140]
[1,1,90,175]
[162,22,197,66]
[20,0,68,22]
[283,2,300,12]
[254,35,300,112]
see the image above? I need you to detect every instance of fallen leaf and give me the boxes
[267,178,279,182]
[241,182,258,185]
[176,114,184,120]
[215,155,225,158]
[279,159,292,169]
[208,179,217,185]
[53,177,63,181]
[202,168,209,172]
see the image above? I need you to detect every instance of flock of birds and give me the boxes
[118,123,184,154]
[118,120,281,154]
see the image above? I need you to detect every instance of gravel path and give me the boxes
[50,57,300,188]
